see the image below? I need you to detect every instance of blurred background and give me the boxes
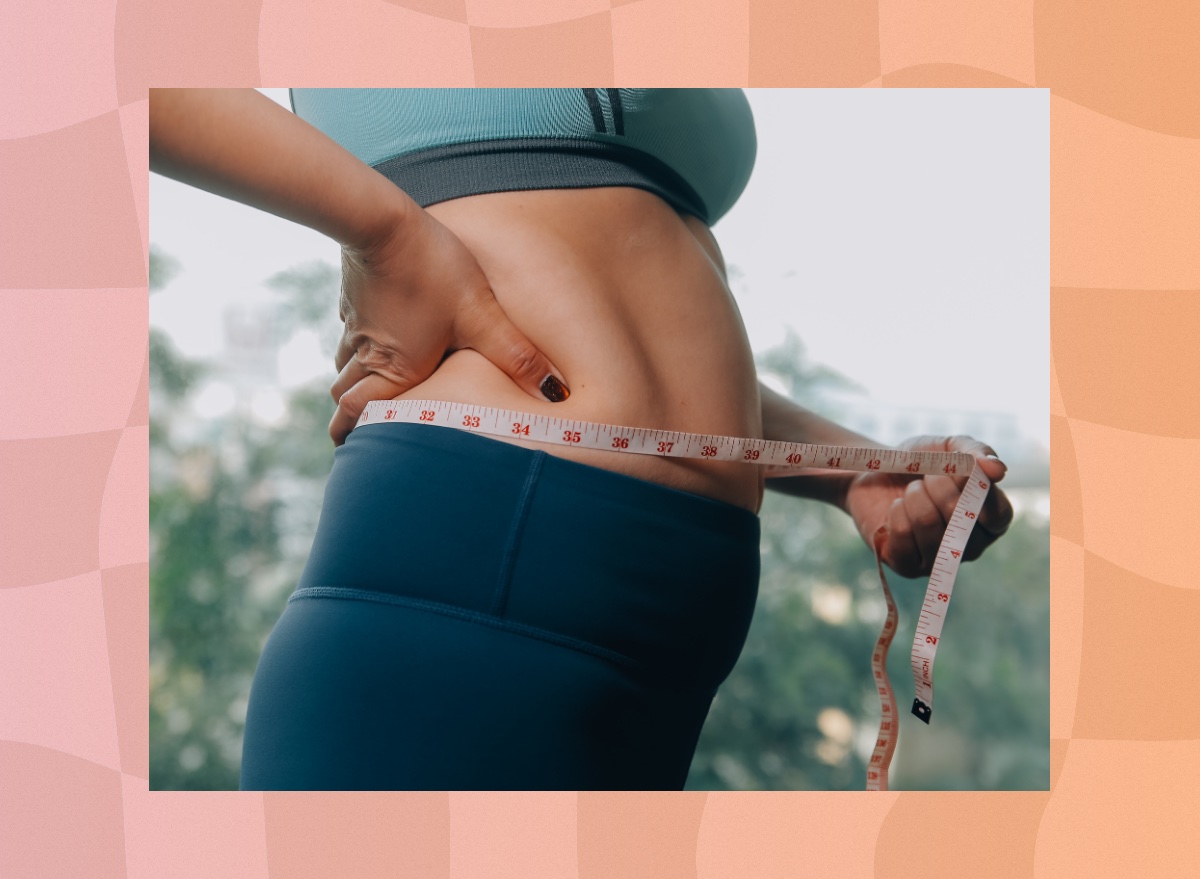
[150,88,1049,791]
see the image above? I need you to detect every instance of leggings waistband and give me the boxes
[297,422,762,691]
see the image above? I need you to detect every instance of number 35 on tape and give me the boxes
[357,399,992,791]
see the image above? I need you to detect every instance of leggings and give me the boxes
[239,421,761,790]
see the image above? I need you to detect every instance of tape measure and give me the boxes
[356,398,991,791]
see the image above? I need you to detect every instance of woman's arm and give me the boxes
[149,89,571,439]
[701,223,1011,574]
[759,380,880,511]
[758,379,1012,576]
[149,88,409,250]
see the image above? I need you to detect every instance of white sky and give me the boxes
[150,88,1048,449]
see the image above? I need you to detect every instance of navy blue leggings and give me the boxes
[240,422,761,790]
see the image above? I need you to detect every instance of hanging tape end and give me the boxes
[911,699,932,724]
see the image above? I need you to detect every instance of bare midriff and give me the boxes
[392,186,765,515]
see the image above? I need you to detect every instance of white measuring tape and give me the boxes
[356,399,991,791]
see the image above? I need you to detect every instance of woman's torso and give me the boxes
[391,185,766,515]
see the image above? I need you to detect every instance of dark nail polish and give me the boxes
[540,374,569,402]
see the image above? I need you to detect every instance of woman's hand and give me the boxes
[844,435,1014,578]
[146,88,570,445]
[327,200,570,445]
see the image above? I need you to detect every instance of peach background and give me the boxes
[1,0,1197,876]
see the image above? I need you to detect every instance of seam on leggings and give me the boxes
[288,585,641,672]
[489,450,545,618]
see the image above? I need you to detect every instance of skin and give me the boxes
[347,184,769,514]
[149,88,569,410]
[149,88,1014,577]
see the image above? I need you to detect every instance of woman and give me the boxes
[150,88,1012,790]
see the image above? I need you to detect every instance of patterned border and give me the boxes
[1,1,1196,875]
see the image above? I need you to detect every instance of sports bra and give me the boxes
[290,88,756,227]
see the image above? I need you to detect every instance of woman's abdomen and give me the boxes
[392,186,765,514]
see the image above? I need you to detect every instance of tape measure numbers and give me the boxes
[356,399,991,791]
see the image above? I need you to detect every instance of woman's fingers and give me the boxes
[888,432,1017,576]
[977,480,1015,537]
[885,497,924,578]
[963,486,1015,561]
[330,350,370,404]
[923,473,963,523]
[338,203,570,409]
[939,436,1013,560]
[944,434,1007,485]
[453,291,571,403]
[331,318,445,404]
[334,321,356,375]
[328,371,406,446]
[901,478,946,572]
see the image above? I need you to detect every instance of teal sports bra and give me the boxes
[290,88,756,226]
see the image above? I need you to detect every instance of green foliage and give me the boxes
[149,244,181,294]
[149,252,337,790]
[754,326,865,408]
[686,496,1049,791]
[149,329,204,399]
[149,434,285,790]
[266,261,341,356]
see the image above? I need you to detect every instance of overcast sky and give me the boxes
[150,88,1048,450]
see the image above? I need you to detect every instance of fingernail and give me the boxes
[540,374,569,402]
[985,454,1007,470]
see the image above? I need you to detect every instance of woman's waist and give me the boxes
[406,188,766,512]
[390,350,765,513]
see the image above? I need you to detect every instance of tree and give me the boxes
[149,250,338,790]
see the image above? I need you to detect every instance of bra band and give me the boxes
[372,136,709,222]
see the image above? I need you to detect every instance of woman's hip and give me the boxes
[241,594,717,789]
[297,420,762,688]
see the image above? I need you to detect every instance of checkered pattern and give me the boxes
[2,0,1198,875]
